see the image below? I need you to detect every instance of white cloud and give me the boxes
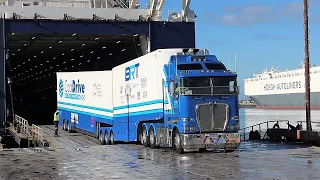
[214,1,319,27]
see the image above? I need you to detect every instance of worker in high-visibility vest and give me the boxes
[53,110,60,137]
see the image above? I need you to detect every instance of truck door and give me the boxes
[167,80,180,121]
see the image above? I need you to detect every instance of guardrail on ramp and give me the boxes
[7,114,47,148]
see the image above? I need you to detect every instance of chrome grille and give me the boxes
[196,103,228,132]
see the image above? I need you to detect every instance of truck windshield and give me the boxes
[179,77,238,96]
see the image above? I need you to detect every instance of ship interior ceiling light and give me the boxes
[6,33,144,124]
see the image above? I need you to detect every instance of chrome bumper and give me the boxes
[180,132,240,150]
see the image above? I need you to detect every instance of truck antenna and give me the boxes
[228,55,231,70]
[234,52,237,72]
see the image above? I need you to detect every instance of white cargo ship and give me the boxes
[244,63,320,109]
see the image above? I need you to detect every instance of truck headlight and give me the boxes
[231,116,239,120]
[228,124,239,131]
[181,117,193,121]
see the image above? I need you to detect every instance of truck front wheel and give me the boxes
[173,130,184,154]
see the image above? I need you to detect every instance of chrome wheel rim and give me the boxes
[150,129,154,145]
[142,128,147,144]
[174,132,180,149]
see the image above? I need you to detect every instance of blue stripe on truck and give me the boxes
[58,99,168,112]
[113,99,164,110]
[58,101,113,113]
[58,107,113,120]
[114,108,163,117]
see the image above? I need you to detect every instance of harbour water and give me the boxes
[240,108,320,131]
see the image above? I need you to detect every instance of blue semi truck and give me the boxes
[57,48,240,153]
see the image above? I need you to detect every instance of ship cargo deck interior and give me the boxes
[1,19,195,126]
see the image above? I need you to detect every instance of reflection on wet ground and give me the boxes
[53,141,320,180]
[0,128,319,180]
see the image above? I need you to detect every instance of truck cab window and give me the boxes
[205,63,226,70]
[179,76,238,95]
[177,64,203,70]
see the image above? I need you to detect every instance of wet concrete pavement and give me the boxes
[0,126,319,180]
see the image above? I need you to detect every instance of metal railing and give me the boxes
[14,114,30,136]
[178,86,239,96]
[240,120,320,141]
[296,121,320,131]
[31,124,43,142]
[239,120,290,141]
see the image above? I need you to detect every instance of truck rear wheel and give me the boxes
[149,126,156,149]
[173,130,184,154]
[142,126,149,147]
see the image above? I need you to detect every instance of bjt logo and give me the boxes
[125,63,140,81]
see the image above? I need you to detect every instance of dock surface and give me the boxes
[40,125,100,149]
[0,137,319,180]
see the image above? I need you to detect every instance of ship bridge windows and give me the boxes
[177,63,203,70]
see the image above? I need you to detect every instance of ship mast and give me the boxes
[304,0,312,131]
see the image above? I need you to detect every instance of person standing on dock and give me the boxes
[53,110,60,137]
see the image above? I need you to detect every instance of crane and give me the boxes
[129,0,195,22]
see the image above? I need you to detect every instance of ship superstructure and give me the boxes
[244,63,320,109]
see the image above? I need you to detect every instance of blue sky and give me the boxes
[142,0,320,100]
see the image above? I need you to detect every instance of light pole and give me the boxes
[303,0,312,132]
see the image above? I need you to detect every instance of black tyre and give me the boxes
[173,129,184,154]
[62,120,67,131]
[99,130,106,145]
[110,131,115,145]
[149,126,156,149]
[142,126,149,147]
[105,131,110,145]
[68,121,73,133]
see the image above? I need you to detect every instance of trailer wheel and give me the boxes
[173,129,184,154]
[99,130,106,145]
[142,126,149,147]
[110,131,115,145]
[105,131,110,145]
[67,121,72,133]
[149,126,156,149]
[62,120,67,131]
